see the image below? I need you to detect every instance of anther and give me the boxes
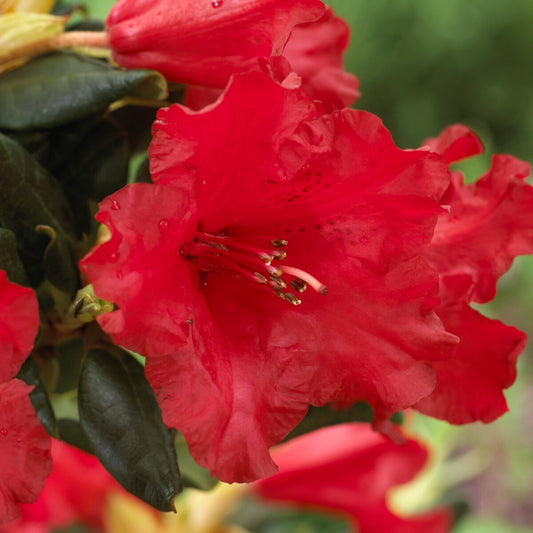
[254,272,268,284]
[273,287,286,300]
[272,250,287,260]
[271,239,288,248]
[266,265,283,277]
[284,293,302,306]
[259,253,274,264]
[270,276,287,289]
[289,278,307,293]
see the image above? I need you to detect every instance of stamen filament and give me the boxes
[279,266,328,295]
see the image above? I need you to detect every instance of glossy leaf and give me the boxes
[0,228,28,286]
[37,224,80,293]
[17,356,57,438]
[57,418,94,455]
[0,133,76,287]
[78,348,182,512]
[0,51,167,130]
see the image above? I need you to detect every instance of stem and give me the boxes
[2,31,111,63]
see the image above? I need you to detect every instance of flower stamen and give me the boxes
[182,232,327,305]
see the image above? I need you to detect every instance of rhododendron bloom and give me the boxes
[105,0,325,88]
[0,271,50,524]
[254,423,451,533]
[415,125,533,423]
[81,71,458,482]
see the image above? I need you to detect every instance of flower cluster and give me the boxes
[0,271,51,524]
[1,0,532,530]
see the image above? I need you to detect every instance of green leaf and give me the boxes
[78,349,183,511]
[0,51,167,131]
[0,133,77,287]
[36,225,79,293]
[0,228,28,286]
[17,357,57,437]
[51,117,130,202]
[57,418,94,455]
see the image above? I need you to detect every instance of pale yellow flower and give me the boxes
[0,0,54,14]
[104,484,251,533]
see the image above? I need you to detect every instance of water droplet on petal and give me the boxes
[116,270,124,280]
[158,219,169,231]
[211,0,223,6]
[360,236,369,245]
[110,252,120,263]
[0,428,8,436]
[111,200,120,210]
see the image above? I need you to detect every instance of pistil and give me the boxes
[181,232,328,305]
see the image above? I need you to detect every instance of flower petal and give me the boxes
[106,0,325,87]
[422,124,484,164]
[282,6,360,111]
[0,380,51,525]
[0,270,39,382]
[254,423,451,533]
[415,274,525,423]
[427,154,533,303]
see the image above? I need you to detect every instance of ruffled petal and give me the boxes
[0,380,51,525]
[427,154,533,303]
[254,423,451,533]
[80,183,199,358]
[415,274,525,423]
[150,71,319,230]
[106,0,325,87]
[0,271,39,382]
[282,6,360,111]
[422,124,484,164]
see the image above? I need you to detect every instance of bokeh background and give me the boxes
[60,1,533,531]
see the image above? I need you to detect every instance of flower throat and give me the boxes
[181,232,328,305]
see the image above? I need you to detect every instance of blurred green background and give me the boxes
[63,1,533,532]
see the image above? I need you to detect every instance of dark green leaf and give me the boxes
[0,51,167,131]
[78,349,182,511]
[0,133,76,287]
[57,419,94,455]
[17,356,57,437]
[0,228,28,286]
[37,225,80,293]
[51,117,130,202]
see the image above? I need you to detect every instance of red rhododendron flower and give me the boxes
[81,71,458,482]
[415,125,533,423]
[106,0,325,88]
[185,6,359,112]
[0,439,126,533]
[255,423,451,533]
[0,271,50,525]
